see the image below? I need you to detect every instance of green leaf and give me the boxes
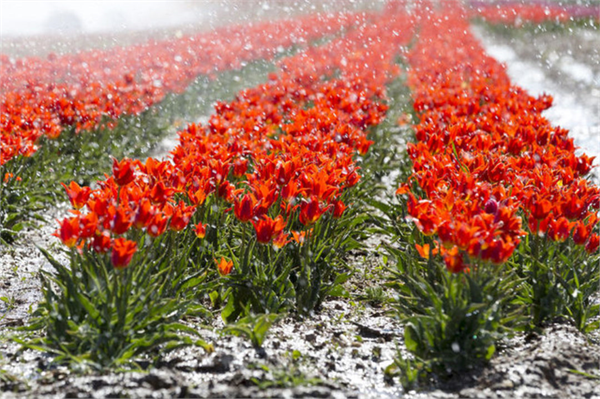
[328,285,349,298]
[485,344,495,360]
[367,198,392,214]
[404,323,419,353]
[221,295,240,323]
[209,291,220,308]
[333,273,351,286]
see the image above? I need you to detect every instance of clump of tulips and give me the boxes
[386,2,600,388]
[30,5,415,367]
[0,11,364,246]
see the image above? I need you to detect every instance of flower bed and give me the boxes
[30,4,417,368]
[402,5,599,273]
[386,2,600,387]
[0,12,363,166]
[468,1,599,25]
[4,1,598,391]
[1,11,367,245]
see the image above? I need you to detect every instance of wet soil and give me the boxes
[0,204,69,329]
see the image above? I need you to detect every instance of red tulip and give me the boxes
[147,213,169,237]
[54,217,80,248]
[61,181,91,210]
[252,215,286,244]
[91,233,112,254]
[111,238,137,268]
[216,257,234,276]
[299,197,329,226]
[234,193,257,223]
[194,222,206,239]
[585,234,599,255]
[112,158,136,186]
[169,201,195,231]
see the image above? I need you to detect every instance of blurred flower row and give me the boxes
[468,1,599,26]
[0,12,364,166]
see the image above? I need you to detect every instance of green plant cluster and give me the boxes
[21,236,213,370]
[381,161,600,391]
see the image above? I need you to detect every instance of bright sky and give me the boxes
[0,0,200,37]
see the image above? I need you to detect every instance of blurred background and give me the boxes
[0,0,384,56]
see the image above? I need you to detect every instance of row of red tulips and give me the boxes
[55,3,415,269]
[469,2,569,25]
[400,4,599,272]
[28,4,419,368]
[0,12,365,166]
[468,1,600,25]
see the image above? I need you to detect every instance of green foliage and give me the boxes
[20,233,213,370]
[217,207,363,320]
[249,351,323,389]
[0,158,48,244]
[511,234,600,332]
[357,286,390,305]
[0,295,18,320]
[223,311,283,348]
[386,241,517,387]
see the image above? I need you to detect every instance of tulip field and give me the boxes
[1,1,599,397]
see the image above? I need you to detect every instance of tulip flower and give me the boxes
[273,231,291,249]
[169,201,196,231]
[252,215,286,244]
[54,217,81,248]
[585,234,600,255]
[61,181,91,210]
[299,197,330,226]
[147,213,169,237]
[111,238,137,268]
[112,158,136,186]
[332,200,347,219]
[216,257,234,276]
[91,233,112,254]
[234,193,257,223]
[194,222,206,239]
